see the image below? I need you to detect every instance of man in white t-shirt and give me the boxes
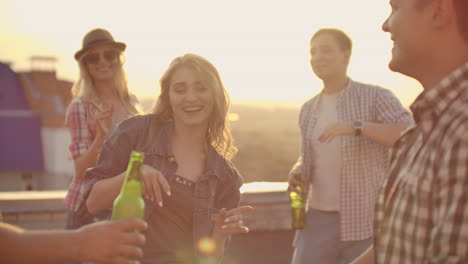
[289,28,413,264]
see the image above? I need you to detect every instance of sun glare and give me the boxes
[197,237,217,255]
[1,0,423,105]
[228,113,240,122]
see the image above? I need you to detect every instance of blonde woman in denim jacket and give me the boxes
[80,53,253,264]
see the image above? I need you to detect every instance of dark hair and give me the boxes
[310,28,353,51]
[454,0,468,42]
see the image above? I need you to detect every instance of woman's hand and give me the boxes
[140,164,171,207]
[91,102,114,141]
[211,206,254,242]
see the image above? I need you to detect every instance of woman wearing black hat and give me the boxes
[64,28,141,229]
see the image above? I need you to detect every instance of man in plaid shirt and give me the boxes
[289,28,413,264]
[352,0,468,263]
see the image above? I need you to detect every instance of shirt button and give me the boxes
[168,156,175,162]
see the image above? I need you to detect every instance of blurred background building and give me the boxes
[0,57,74,191]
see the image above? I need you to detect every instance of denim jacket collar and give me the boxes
[149,122,174,157]
[205,146,230,181]
[150,121,230,182]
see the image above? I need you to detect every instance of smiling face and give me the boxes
[168,66,214,129]
[309,33,350,81]
[83,43,122,82]
[382,0,432,77]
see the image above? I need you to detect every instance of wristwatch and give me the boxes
[353,120,364,136]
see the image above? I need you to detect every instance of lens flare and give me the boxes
[197,237,216,255]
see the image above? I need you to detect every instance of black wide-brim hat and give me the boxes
[74,28,126,61]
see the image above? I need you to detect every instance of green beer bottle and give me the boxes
[289,173,306,230]
[112,151,145,220]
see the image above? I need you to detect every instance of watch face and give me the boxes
[353,120,363,129]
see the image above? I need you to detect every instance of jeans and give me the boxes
[291,208,372,264]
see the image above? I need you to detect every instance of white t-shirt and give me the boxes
[308,92,342,211]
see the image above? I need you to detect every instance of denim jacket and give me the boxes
[80,114,243,250]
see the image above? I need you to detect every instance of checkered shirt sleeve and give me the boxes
[375,88,414,124]
[64,99,93,211]
[67,99,93,159]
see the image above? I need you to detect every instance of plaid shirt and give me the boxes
[65,98,128,211]
[65,99,96,211]
[297,79,413,241]
[374,62,468,263]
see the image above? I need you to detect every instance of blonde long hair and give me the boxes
[151,53,237,159]
[70,50,140,115]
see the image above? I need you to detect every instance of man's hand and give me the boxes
[318,121,354,143]
[76,219,147,264]
[288,171,305,192]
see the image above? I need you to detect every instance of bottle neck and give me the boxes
[121,159,143,196]
[126,160,143,181]
[121,179,142,197]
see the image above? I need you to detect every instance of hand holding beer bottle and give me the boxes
[112,151,145,220]
[288,172,307,230]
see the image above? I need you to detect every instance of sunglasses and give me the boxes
[83,50,120,65]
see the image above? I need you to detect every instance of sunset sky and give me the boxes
[0,0,423,106]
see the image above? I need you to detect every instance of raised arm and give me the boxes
[67,101,101,182]
[360,122,409,147]
[67,101,113,182]
[318,88,413,147]
[370,88,413,147]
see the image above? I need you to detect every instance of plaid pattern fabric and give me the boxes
[298,79,413,241]
[64,98,97,211]
[65,97,138,212]
[67,99,96,159]
[374,62,468,263]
